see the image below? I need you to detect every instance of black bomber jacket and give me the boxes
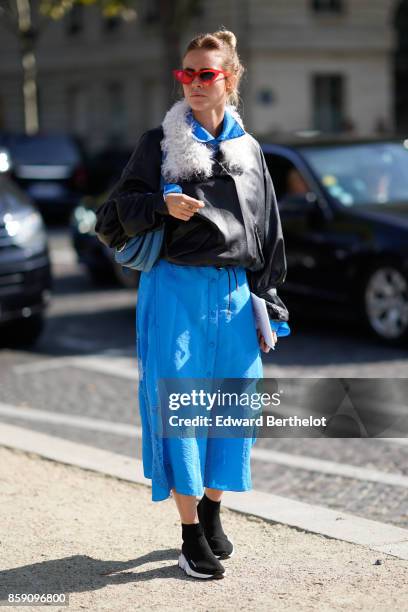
[94,103,289,323]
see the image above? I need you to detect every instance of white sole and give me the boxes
[215,537,235,559]
[178,553,225,579]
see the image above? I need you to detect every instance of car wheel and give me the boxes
[2,314,45,348]
[112,262,140,289]
[359,262,408,347]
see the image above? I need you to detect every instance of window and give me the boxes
[107,82,126,145]
[66,85,88,138]
[142,0,204,24]
[66,3,84,36]
[300,142,408,207]
[142,0,159,24]
[394,0,408,51]
[0,95,4,130]
[312,74,345,133]
[4,134,81,165]
[263,153,312,204]
[394,0,408,131]
[102,15,121,33]
[37,84,42,129]
[311,0,343,13]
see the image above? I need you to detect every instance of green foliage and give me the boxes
[38,0,137,21]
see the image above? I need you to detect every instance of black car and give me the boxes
[261,134,408,346]
[0,150,52,346]
[70,190,140,289]
[0,132,89,222]
[70,147,140,289]
[85,146,133,196]
[71,135,408,346]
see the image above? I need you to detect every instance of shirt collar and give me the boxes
[187,109,245,144]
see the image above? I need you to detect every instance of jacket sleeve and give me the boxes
[246,147,290,322]
[94,129,169,249]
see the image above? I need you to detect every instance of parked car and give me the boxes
[261,133,408,346]
[70,146,139,288]
[0,148,52,346]
[0,132,89,222]
[70,190,140,289]
[71,134,408,346]
[85,146,133,196]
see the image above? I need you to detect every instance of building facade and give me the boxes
[0,0,404,153]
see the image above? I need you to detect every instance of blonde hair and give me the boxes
[182,28,245,107]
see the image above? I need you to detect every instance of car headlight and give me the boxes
[4,210,47,253]
[0,149,12,173]
[73,205,97,234]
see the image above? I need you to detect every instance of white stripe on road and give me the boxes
[251,447,408,489]
[56,337,105,352]
[1,401,408,489]
[49,250,78,265]
[1,422,408,560]
[13,354,139,381]
[0,403,141,437]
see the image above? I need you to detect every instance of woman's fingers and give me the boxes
[164,193,205,220]
[257,329,278,353]
[182,194,205,209]
[179,197,205,218]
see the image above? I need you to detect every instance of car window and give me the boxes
[264,153,312,204]
[299,142,408,207]
[86,148,133,194]
[0,176,32,211]
[2,135,81,166]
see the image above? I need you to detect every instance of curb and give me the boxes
[1,422,408,560]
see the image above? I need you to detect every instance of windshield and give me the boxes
[0,134,81,166]
[300,141,408,207]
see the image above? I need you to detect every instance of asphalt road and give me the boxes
[1,226,407,530]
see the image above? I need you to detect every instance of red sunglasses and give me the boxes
[173,68,230,86]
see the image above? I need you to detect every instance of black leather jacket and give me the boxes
[94,126,289,322]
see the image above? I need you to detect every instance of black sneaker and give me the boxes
[178,522,226,579]
[197,493,235,559]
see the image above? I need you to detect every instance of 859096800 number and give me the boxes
[4,593,68,606]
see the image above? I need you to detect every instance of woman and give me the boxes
[95,28,290,580]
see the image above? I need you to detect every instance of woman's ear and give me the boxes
[226,73,237,94]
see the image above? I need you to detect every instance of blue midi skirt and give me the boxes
[136,258,263,502]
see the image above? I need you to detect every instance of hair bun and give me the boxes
[213,29,237,50]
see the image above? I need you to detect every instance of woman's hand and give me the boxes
[164,193,205,221]
[257,328,277,353]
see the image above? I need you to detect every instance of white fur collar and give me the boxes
[160,98,253,182]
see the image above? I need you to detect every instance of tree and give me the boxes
[0,0,200,134]
[156,0,203,106]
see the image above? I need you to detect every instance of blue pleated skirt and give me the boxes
[136,258,263,502]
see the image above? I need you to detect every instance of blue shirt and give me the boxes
[187,108,245,147]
